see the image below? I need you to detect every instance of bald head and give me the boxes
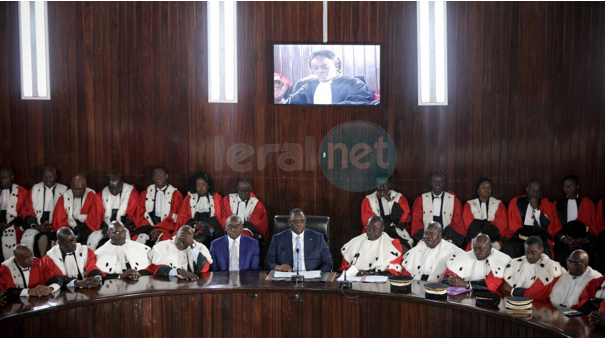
[108,175,124,196]
[13,244,34,268]
[57,227,77,253]
[72,175,87,198]
[567,249,590,276]
[472,234,492,260]
[423,222,442,249]
[366,216,385,241]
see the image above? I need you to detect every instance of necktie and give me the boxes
[237,201,247,221]
[229,240,239,271]
[295,235,302,271]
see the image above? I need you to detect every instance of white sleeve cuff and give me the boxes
[49,283,61,293]
[169,268,178,277]
[67,279,77,288]
[20,288,29,297]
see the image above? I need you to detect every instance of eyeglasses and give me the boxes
[225,224,242,230]
[290,219,306,224]
[566,259,587,266]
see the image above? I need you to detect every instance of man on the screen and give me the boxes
[274,50,375,105]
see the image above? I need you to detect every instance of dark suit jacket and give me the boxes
[209,235,260,271]
[264,229,333,272]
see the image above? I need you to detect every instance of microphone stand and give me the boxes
[339,253,360,289]
[291,248,304,284]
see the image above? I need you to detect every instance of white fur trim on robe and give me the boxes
[95,239,152,274]
[1,257,26,288]
[189,192,217,219]
[31,182,68,224]
[46,243,89,278]
[421,191,455,228]
[86,230,105,251]
[402,239,464,282]
[341,232,402,273]
[365,191,413,246]
[447,248,511,280]
[144,184,178,226]
[2,184,22,261]
[149,238,212,270]
[549,267,602,307]
[596,281,605,299]
[504,254,563,288]
[466,197,501,221]
[228,193,258,221]
[62,188,95,228]
[101,184,135,225]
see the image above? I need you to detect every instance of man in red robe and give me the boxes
[552,176,597,261]
[501,179,559,258]
[22,166,68,258]
[0,245,63,302]
[220,178,269,242]
[443,234,511,294]
[52,175,104,247]
[42,227,103,289]
[361,176,412,251]
[575,275,605,314]
[339,216,403,276]
[95,175,139,250]
[500,236,563,302]
[410,170,466,248]
[0,167,36,262]
[133,167,183,247]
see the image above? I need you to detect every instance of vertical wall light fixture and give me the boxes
[208,0,238,103]
[19,1,51,100]
[417,1,448,105]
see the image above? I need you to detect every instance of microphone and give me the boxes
[339,253,360,290]
[285,80,311,104]
[291,248,304,284]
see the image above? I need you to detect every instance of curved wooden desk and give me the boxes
[0,271,603,338]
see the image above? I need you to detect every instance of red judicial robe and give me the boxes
[503,254,562,302]
[52,190,104,233]
[506,196,559,240]
[410,191,466,247]
[573,276,605,310]
[0,257,61,295]
[443,249,511,294]
[0,184,34,260]
[177,193,223,230]
[220,193,269,240]
[338,233,403,276]
[462,197,508,251]
[98,184,139,228]
[135,185,184,242]
[361,191,410,233]
[552,197,597,236]
[42,244,101,280]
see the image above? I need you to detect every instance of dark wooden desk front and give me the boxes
[0,271,603,338]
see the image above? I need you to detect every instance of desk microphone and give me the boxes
[291,248,304,284]
[285,83,308,104]
[339,253,359,289]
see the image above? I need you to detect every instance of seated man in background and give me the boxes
[42,227,102,289]
[339,216,403,276]
[401,221,464,282]
[549,249,603,311]
[553,221,596,269]
[500,236,562,302]
[220,178,269,242]
[0,245,62,301]
[443,234,511,294]
[264,208,333,272]
[149,225,212,280]
[360,176,412,251]
[553,175,597,241]
[52,175,104,248]
[0,167,33,262]
[501,179,559,258]
[410,170,467,248]
[209,215,260,271]
[22,165,68,258]
[95,221,154,281]
[134,167,183,247]
[96,175,139,249]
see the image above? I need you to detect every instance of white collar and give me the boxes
[156,186,168,192]
[292,230,305,239]
[433,192,444,199]
[228,235,241,246]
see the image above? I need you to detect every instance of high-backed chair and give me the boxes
[273,215,330,245]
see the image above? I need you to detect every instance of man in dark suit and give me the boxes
[210,215,260,271]
[264,208,333,272]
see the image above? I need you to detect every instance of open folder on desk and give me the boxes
[274,270,322,279]
[337,266,388,284]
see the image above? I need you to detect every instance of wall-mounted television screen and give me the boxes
[273,44,381,106]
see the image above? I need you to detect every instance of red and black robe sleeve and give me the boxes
[512,278,557,302]
[361,195,410,234]
[573,276,605,314]
[137,190,183,241]
[410,196,425,242]
[443,268,504,294]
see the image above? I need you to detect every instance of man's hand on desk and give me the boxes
[177,269,198,281]
[275,264,293,272]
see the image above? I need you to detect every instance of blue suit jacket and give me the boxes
[209,235,260,271]
[264,229,333,272]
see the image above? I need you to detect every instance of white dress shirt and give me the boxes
[110,193,121,210]
[229,235,241,270]
[72,197,83,217]
[292,230,306,271]
[433,193,443,217]
[480,202,488,220]
[523,204,542,225]
[155,186,167,218]
[0,188,9,210]
[44,184,56,212]
[313,80,333,104]
[567,197,579,222]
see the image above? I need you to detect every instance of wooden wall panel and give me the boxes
[0,2,604,268]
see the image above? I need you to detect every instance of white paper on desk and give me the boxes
[274,270,321,279]
[337,266,363,282]
[361,276,388,283]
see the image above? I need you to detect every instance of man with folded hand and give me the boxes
[443,234,511,293]
[42,227,103,289]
